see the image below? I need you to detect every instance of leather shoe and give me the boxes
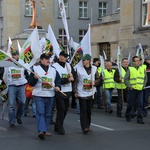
[57,129,65,135]
[16,118,22,124]
[50,120,55,125]
[126,117,131,122]
[83,128,89,134]
[38,132,45,140]
[10,124,15,127]
[137,120,145,124]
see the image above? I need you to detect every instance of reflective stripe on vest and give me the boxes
[116,67,127,89]
[129,66,145,90]
[103,69,115,89]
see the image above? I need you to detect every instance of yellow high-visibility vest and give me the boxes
[97,66,102,76]
[103,69,115,89]
[116,67,127,89]
[129,66,145,90]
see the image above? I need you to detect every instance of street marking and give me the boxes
[0,126,8,131]
[78,120,114,131]
[91,123,114,131]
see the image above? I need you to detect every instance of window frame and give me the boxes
[79,29,87,42]
[58,29,67,48]
[79,1,88,19]
[25,0,33,17]
[98,2,107,19]
[142,0,150,27]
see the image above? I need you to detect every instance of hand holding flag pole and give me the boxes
[0,50,66,97]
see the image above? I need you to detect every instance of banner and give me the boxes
[19,27,42,67]
[0,50,19,67]
[70,24,91,68]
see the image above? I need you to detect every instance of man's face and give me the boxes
[122,59,129,68]
[146,59,150,64]
[12,54,19,60]
[94,61,100,67]
[59,55,68,63]
[82,59,91,66]
[133,58,140,66]
[106,62,112,70]
[41,58,50,66]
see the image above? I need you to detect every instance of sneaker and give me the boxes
[44,132,51,136]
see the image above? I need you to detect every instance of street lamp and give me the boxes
[26,0,45,29]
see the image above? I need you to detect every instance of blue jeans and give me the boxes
[76,100,80,113]
[96,86,103,106]
[8,85,26,124]
[143,88,150,115]
[24,98,36,116]
[34,96,54,133]
[125,89,143,121]
[105,88,113,109]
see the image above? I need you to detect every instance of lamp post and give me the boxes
[26,0,45,29]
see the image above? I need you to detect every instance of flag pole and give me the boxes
[0,50,66,97]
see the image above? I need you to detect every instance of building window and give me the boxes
[79,30,87,42]
[79,1,88,18]
[59,29,67,48]
[25,0,33,16]
[142,0,150,27]
[58,0,68,17]
[99,43,111,60]
[98,2,107,19]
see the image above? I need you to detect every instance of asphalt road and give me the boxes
[0,103,150,150]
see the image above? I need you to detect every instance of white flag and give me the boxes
[100,55,105,76]
[117,46,122,76]
[103,50,107,60]
[58,0,70,42]
[17,40,21,54]
[19,27,42,67]
[46,24,61,62]
[7,37,13,57]
[136,43,144,63]
[70,24,91,68]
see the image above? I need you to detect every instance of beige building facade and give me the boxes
[91,0,150,62]
[0,0,53,50]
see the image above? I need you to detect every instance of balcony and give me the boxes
[101,8,120,24]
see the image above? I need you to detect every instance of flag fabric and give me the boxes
[69,37,79,62]
[46,24,61,62]
[103,50,107,60]
[19,27,42,67]
[117,46,122,76]
[7,37,13,57]
[0,50,19,67]
[17,40,22,54]
[136,43,144,63]
[100,55,105,76]
[128,51,131,63]
[58,0,70,42]
[70,24,91,68]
